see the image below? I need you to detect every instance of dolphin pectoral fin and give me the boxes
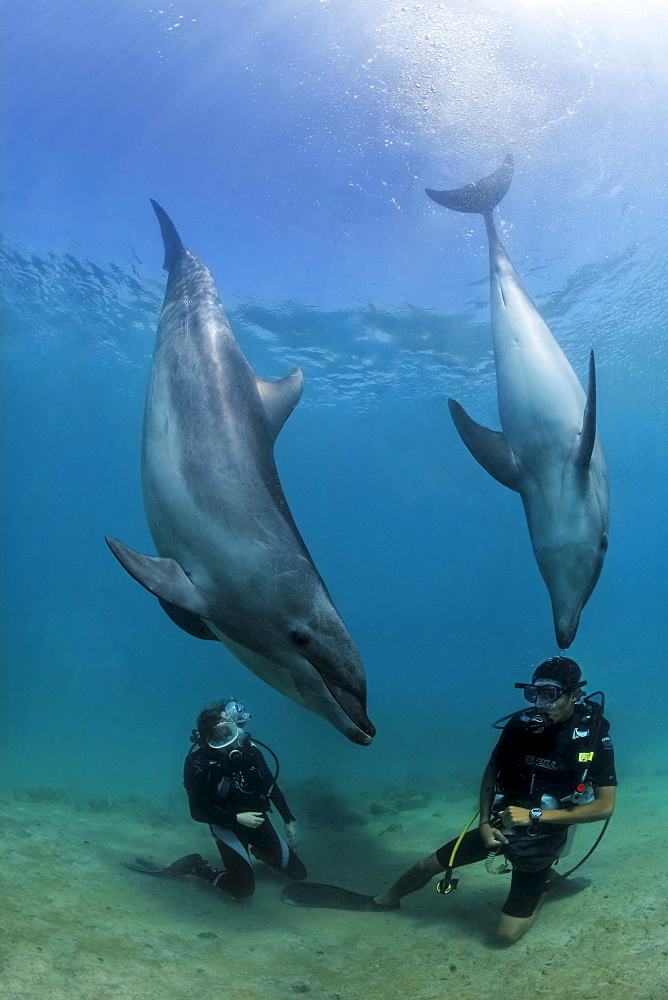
[256,368,304,441]
[157,599,218,640]
[105,535,213,618]
[448,398,522,492]
[576,350,597,469]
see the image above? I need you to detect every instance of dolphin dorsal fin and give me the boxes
[150,200,185,271]
[256,367,304,441]
[448,398,522,492]
[576,350,597,468]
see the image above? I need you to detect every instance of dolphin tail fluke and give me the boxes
[256,367,304,442]
[150,200,185,271]
[105,535,214,623]
[426,156,513,215]
[448,399,522,492]
[576,350,597,468]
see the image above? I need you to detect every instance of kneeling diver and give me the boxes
[283,657,616,945]
[124,699,307,899]
[372,657,616,943]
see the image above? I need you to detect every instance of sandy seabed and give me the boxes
[1,782,666,1000]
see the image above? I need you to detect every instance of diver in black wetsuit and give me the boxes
[160,699,307,898]
[373,657,617,944]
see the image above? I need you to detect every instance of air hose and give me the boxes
[435,810,479,894]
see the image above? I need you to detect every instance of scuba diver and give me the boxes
[282,656,616,944]
[124,699,307,899]
[371,657,617,943]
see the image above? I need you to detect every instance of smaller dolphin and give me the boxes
[106,202,374,744]
[426,157,609,648]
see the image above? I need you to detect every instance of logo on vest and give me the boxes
[525,755,558,770]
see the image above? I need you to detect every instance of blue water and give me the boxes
[2,0,667,834]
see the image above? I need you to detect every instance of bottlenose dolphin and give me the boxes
[426,157,609,648]
[106,201,374,744]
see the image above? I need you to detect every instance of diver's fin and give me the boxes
[105,536,214,619]
[448,399,522,492]
[426,156,513,215]
[281,882,400,911]
[256,367,304,442]
[157,598,218,640]
[576,350,597,469]
[121,854,205,878]
[121,857,170,876]
[150,199,185,271]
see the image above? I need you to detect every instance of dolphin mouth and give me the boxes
[212,627,374,744]
[554,613,581,650]
[556,625,577,650]
[314,670,375,745]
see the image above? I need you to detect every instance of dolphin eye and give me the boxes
[600,534,609,552]
[290,630,310,647]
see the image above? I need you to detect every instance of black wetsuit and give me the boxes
[183,737,307,898]
[435,704,617,918]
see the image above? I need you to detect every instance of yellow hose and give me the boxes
[447,810,480,868]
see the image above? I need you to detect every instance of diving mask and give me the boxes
[523,681,566,706]
[207,720,241,749]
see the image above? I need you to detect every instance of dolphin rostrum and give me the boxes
[426,157,609,648]
[106,201,374,744]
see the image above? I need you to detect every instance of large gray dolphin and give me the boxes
[106,201,374,744]
[426,157,609,648]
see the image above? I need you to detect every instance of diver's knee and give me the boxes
[230,882,255,900]
[495,916,531,946]
[416,854,441,875]
[495,926,524,946]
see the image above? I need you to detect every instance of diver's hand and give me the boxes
[284,821,298,846]
[479,821,508,849]
[236,811,265,829]
[500,806,530,829]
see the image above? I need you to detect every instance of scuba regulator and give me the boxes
[189,727,281,793]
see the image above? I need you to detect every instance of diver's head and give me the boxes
[519,656,585,725]
[195,698,251,754]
